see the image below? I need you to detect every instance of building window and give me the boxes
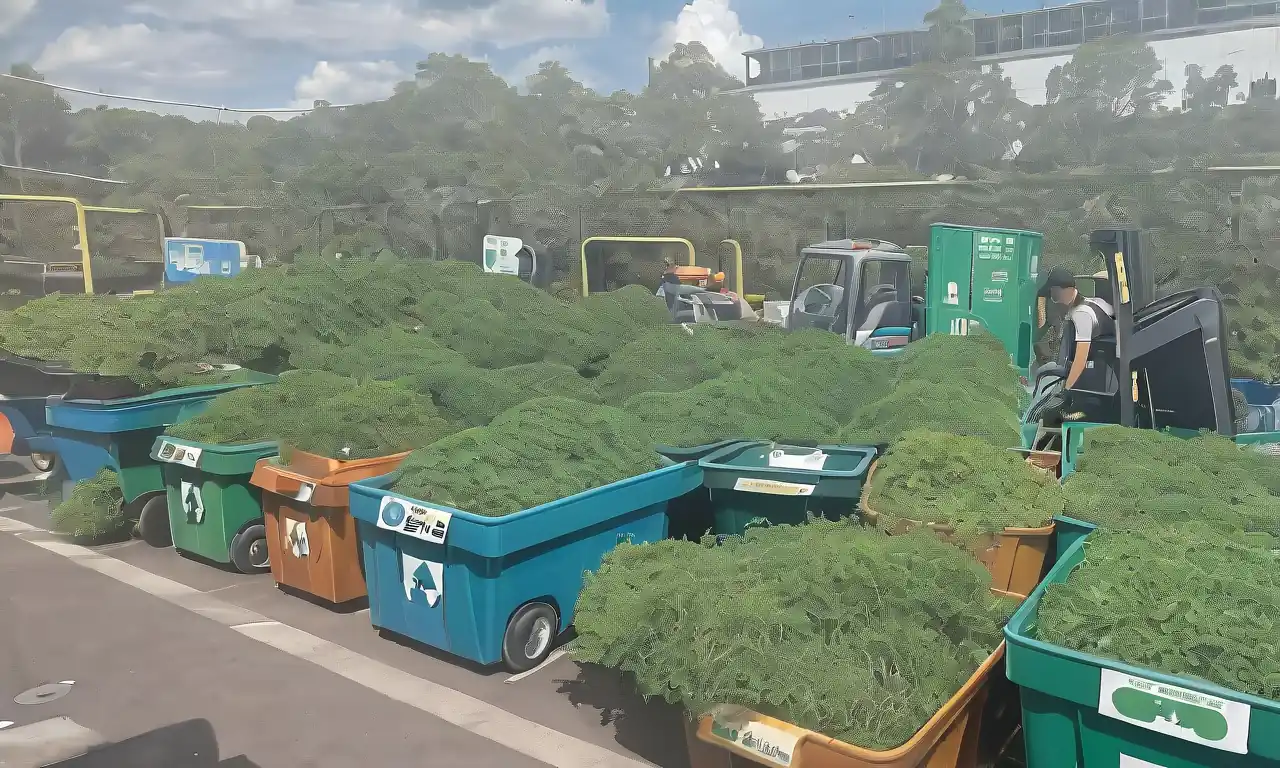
[1047,6,1083,47]
[800,45,821,79]
[822,43,839,77]
[769,50,791,83]
[1001,16,1024,52]
[974,18,1000,55]
[1142,0,1168,31]
[1025,11,1049,49]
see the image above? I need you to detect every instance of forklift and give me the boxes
[1021,228,1280,477]
[784,223,1044,380]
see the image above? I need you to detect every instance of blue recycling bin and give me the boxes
[348,461,703,672]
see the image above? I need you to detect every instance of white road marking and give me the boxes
[0,517,655,768]
[0,716,104,768]
[506,648,570,684]
[0,517,39,533]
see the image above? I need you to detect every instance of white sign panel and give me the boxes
[377,496,452,544]
[732,478,815,497]
[482,235,524,276]
[767,449,827,470]
[156,441,202,468]
[401,552,444,607]
[1120,755,1168,768]
[179,481,204,524]
[706,707,797,767]
[1099,668,1250,754]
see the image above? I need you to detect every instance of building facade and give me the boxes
[738,0,1280,118]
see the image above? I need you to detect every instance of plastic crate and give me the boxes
[348,461,703,671]
[1005,529,1280,767]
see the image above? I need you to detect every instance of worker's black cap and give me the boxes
[1037,267,1076,297]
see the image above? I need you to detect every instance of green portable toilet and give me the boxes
[925,223,1043,381]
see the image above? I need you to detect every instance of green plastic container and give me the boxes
[1006,531,1280,767]
[697,441,878,536]
[150,436,279,573]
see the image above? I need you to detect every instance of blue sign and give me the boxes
[164,238,248,284]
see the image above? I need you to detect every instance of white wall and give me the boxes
[750,26,1280,119]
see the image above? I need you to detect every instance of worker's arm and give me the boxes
[1064,341,1091,389]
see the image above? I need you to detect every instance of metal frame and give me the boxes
[579,236,696,297]
[0,194,95,294]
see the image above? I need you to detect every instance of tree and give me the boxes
[0,64,74,190]
[1184,64,1238,110]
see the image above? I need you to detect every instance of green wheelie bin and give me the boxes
[698,441,879,536]
[150,436,279,574]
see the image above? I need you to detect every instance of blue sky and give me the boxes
[0,0,1065,112]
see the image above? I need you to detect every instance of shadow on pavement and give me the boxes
[55,718,259,768]
[555,661,692,768]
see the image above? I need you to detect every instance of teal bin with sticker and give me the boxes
[697,441,878,536]
[348,461,703,673]
[1005,529,1280,767]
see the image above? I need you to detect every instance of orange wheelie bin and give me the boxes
[249,448,410,606]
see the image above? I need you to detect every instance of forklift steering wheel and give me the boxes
[798,284,838,315]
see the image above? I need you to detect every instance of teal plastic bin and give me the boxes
[1006,528,1280,767]
[697,441,878,536]
[348,461,704,673]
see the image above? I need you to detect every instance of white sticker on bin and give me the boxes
[1099,668,1250,754]
[293,482,315,503]
[156,441,201,468]
[378,495,451,544]
[1120,755,1168,768]
[766,449,827,470]
[732,477,815,496]
[705,706,797,766]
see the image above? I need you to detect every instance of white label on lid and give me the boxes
[732,478,815,496]
[378,495,452,544]
[767,449,828,470]
[293,482,315,503]
[1120,755,1168,768]
[156,441,202,468]
[1099,668,1250,754]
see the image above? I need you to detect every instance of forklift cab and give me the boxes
[786,239,915,353]
[1025,228,1236,453]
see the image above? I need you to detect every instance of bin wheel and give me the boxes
[501,602,559,673]
[231,524,270,574]
[136,495,172,548]
[30,453,55,473]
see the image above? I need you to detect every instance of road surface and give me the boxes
[0,492,692,768]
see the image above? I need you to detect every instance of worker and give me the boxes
[1040,267,1115,390]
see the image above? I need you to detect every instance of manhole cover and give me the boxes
[14,682,74,705]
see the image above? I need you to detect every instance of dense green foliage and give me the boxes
[1037,527,1280,699]
[573,522,1016,750]
[390,397,660,515]
[1063,426,1280,535]
[50,468,126,540]
[165,369,453,461]
[864,429,1065,548]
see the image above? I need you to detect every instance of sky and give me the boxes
[0,0,1277,117]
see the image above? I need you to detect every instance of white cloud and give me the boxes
[0,0,36,36]
[503,45,600,91]
[33,24,233,83]
[653,0,762,82]
[126,0,609,54]
[291,60,405,107]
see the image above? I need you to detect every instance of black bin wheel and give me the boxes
[136,495,172,548]
[230,524,270,574]
[501,602,559,673]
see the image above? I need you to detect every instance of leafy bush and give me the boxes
[863,429,1065,548]
[50,468,128,540]
[590,325,743,404]
[166,369,454,460]
[573,522,1016,750]
[1063,426,1280,535]
[894,333,1024,410]
[1037,526,1280,699]
[841,380,1019,447]
[390,396,661,515]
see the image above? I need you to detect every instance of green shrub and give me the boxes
[390,396,661,515]
[863,429,1065,548]
[166,369,454,460]
[50,468,128,540]
[1063,426,1280,535]
[1037,526,1280,699]
[573,521,1015,750]
[841,380,1019,447]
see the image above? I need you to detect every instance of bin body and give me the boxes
[151,436,278,563]
[349,461,703,666]
[698,442,877,536]
[45,379,270,502]
[1006,532,1280,768]
[250,449,409,605]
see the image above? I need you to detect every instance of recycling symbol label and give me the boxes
[285,518,310,558]
[401,552,443,607]
[180,481,204,524]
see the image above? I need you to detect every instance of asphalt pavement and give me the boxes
[0,492,693,768]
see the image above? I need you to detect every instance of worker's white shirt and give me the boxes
[1067,297,1114,342]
